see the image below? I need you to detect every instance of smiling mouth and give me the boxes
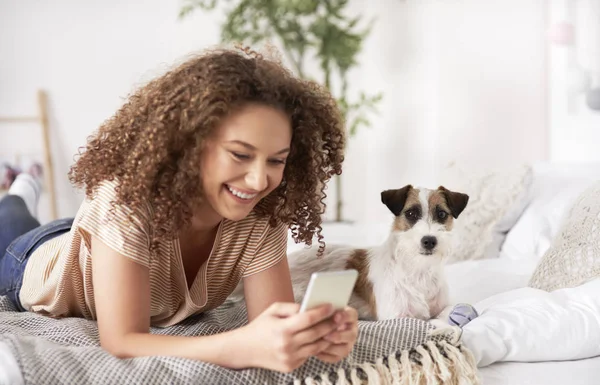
[225,184,259,201]
[420,250,434,256]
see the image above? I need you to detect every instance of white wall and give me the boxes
[1,0,552,225]
[1,0,222,223]
[547,0,600,163]
[348,0,549,223]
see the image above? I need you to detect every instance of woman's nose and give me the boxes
[245,163,268,192]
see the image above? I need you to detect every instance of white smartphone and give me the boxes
[299,270,359,313]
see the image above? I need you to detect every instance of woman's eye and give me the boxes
[437,210,447,220]
[268,158,286,165]
[232,152,250,160]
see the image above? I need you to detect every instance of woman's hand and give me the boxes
[238,302,339,373]
[316,306,359,364]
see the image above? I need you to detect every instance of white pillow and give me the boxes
[499,162,600,261]
[461,278,600,367]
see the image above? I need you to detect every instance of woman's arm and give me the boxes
[242,256,295,321]
[91,235,338,372]
[91,235,249,367]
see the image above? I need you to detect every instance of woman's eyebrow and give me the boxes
[226,140,290,155]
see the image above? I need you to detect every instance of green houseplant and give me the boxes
[180,0,382,222]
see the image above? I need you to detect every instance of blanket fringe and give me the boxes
[376,357,393,384]
[439,342,480,385]
[390,351,404,385]
[298,339,480,385]
[320,371,334,385]
[337,367,352,385]
[426,341,451,383]
[398,351,411,385]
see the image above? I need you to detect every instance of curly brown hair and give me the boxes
[69,46,345,253]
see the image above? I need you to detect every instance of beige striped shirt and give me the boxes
[19,180,287,327]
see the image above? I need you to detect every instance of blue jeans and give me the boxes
[0,195,73,311]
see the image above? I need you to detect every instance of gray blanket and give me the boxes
[0,296,480,384]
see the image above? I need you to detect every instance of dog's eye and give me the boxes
[437,210,448,220]
[405,210,417,220]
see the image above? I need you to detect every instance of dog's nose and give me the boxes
[421,236,437,250]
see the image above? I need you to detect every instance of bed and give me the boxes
[2,161,600,384]
[2,341,599,385]
[2,245,598,385]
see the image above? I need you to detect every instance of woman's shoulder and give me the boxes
[84,179,150,211]
[78,178,119,204]
[76,178,152,232]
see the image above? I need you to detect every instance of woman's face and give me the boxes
[199,103,292,223]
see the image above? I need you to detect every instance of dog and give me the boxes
[288,185,469,321]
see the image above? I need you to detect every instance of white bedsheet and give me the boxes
[479,355,600,385]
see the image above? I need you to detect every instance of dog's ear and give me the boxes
[438,186,469,218]
[381,185,413,216]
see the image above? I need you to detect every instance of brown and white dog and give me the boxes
[288,185,469,321]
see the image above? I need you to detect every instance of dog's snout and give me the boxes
[421,236,437,250]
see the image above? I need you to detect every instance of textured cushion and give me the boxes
[440,163,533,263]
[529,180,600,291]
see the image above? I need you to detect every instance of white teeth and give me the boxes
[227,185,257,200]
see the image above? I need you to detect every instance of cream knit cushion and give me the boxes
[441,163,533,263]
[529,180,600,291]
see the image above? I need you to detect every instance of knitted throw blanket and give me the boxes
[0,296,480,384]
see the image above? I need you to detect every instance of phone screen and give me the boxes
[299,270,358,312]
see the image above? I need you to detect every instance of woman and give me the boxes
[0,46,358,373]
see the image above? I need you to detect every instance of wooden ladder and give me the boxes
[0,89,58,220]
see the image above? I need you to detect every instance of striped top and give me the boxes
[19,180,287,327]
